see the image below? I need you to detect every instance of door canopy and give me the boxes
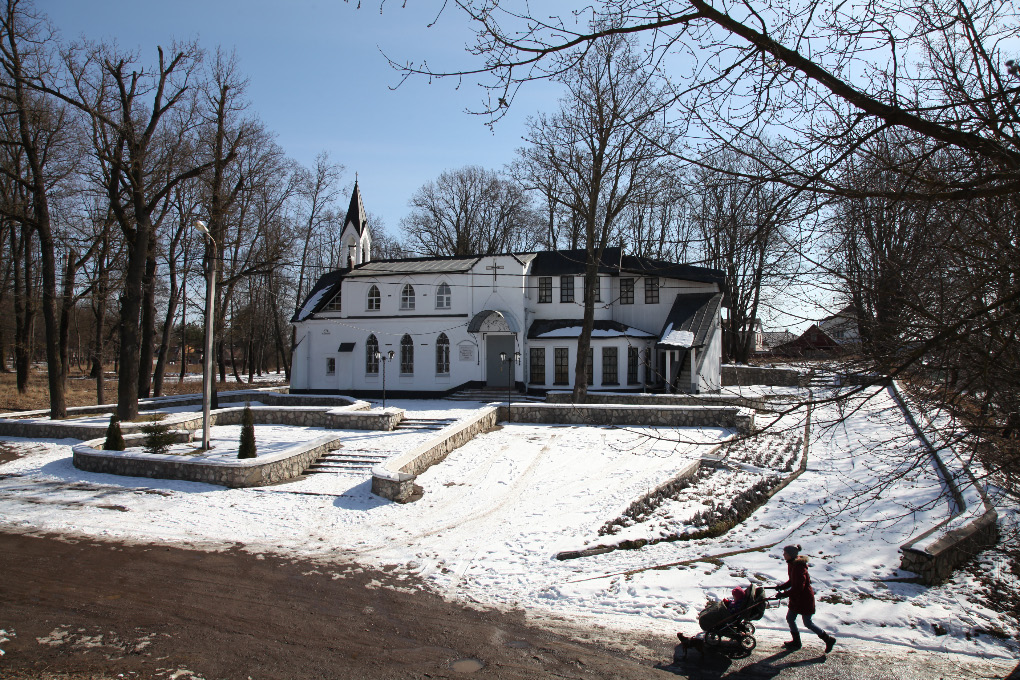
[468,309,517,333]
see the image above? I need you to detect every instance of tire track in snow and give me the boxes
[350,429,559,562]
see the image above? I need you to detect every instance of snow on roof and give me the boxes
[659,323,695,348]
[532,326,656,339]
[295,287,331,321]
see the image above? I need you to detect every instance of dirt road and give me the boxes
[0,531,678,679]
[0,532,1014,680]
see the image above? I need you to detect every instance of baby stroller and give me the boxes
[697,584,773,652]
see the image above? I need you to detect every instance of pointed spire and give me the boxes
[344,178,368,236]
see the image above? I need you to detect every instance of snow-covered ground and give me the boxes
[0,391,1016,666]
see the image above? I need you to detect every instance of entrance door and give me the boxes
[486,335,516,387]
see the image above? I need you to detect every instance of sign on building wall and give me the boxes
[459,344,476,362]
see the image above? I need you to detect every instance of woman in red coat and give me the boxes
[776,544,836,652]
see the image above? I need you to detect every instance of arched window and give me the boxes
[400,284,415,310]
[400,334,414,374]
[367,285,380,311]
[365,334,379,374]
[435,333,450,374]
[435,282,451,309]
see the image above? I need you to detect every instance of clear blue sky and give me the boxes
[44,0,557,238]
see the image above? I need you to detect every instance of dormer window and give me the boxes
[400,284,416,310]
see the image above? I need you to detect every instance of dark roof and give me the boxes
[762,331,797,347]
[346,256,481,277]
[527,319,656,339]
[657,292,723,349]
[529,248,725,288]
[344,182,368,236]
[291,270,344,323]
[773,324,841,356]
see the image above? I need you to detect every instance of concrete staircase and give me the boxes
[305,449,388,474]
[396,417,459,431]
[446,388,544,403]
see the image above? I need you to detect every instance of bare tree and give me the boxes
[516,34,677,400]
[400,165,539,256]
[45,41,211,420]
[292,152,343,316]
[689,148,801,363]
[0,0,76,415]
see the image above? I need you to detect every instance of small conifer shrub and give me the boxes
[238,403,257,459]
[141,414,176,455]
[104,415,125,451]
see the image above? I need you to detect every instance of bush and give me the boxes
[140,414,176,455]
[238,403,257,459]
[104,415,125,451]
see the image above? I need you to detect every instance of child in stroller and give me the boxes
[696,583,770,652]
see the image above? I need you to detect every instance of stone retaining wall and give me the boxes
[545,391,767,411]
[499,403,755,434]
[722,365,802,387]
[891,381,999,584]
[0,388,362,422]
[73,433,343,488]
[372,407,499,502]
[0,404,400,441]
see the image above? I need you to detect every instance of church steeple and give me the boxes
[339,178,372,268]
[344,178,368,236]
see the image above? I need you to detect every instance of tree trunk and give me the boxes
[137,246,157,399]
[116,219,152,422]
[11,225,32,393]
[58,248,76,387]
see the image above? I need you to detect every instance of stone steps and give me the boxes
[447,389,544,403]
[305,449,387,474]
[396,418,458,431]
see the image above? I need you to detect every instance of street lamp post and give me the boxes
[194,220,216,451]
[375,350,394,408]
[499,351,521,422]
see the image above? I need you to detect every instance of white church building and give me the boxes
[290,184,727,397]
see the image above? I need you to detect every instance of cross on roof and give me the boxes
[485,260,504,288]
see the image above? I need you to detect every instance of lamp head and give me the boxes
[374,351,381,361]
[499,351,507,362]
[193,219,210,236]
[387,350,394,360]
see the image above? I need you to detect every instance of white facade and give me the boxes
[290,189,725,396]
[292,253,725,396]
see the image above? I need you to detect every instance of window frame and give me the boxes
[560,276,574,303]
[585,347,594,385]
[627,346,639,384]
[435,282,452,310]
[620,278,634,305]
[435,333,450,374]
[529,347,545,384]
[400,334,414,374]
[400,284,416,311]
[325,290,342,312]
[554,347,570,385]
[365,335,379,374]
[602,346,618,385]
[367,285,381,311]
[538,277,552,303]
[644,277,659,304]
[326,357,336,375]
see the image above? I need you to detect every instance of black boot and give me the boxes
[823,635,836,653]
[782,638,802,651]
